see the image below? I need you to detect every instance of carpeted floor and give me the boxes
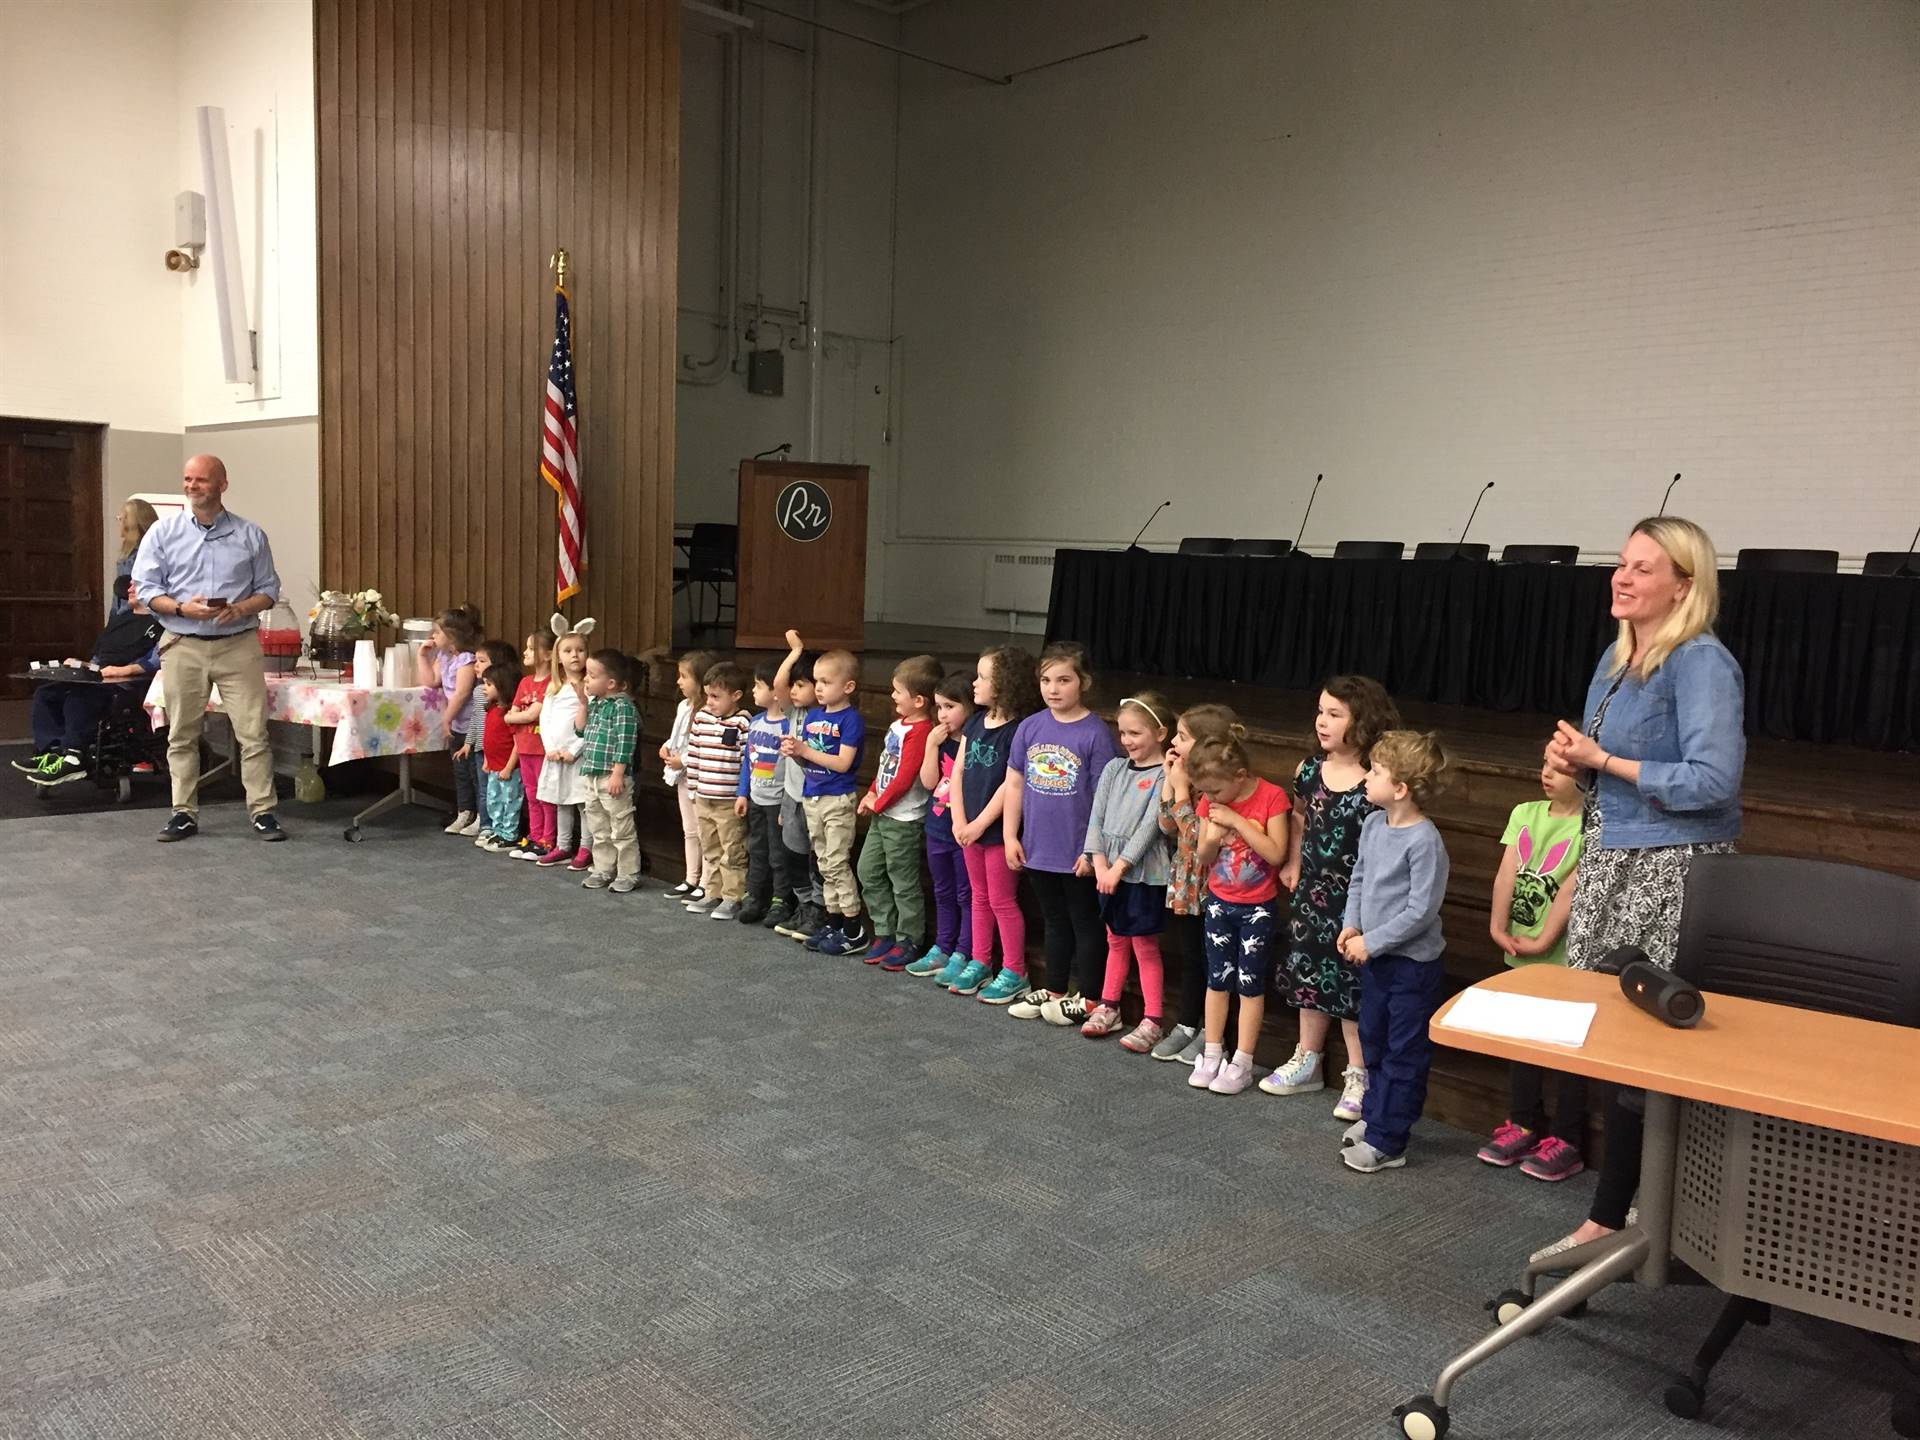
[0,800,1902,1438]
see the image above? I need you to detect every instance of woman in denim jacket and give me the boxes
[1534,516,1745,1260]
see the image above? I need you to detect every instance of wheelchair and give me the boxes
[33,684,169,806]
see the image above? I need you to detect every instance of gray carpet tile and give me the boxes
[0,799,1904,1438]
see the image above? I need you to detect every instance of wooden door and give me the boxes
[0,419,104,699]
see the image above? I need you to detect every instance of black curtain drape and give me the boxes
[1045,551,1920,750]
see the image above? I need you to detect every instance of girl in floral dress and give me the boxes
[1263,676,1401,1119]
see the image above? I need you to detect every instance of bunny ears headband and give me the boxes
[551,612,597,639]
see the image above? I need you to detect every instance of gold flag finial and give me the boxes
[550,248,570,290]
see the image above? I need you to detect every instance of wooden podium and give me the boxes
[734,459,867,650]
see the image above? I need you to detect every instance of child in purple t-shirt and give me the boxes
[1003,641,1122,1027]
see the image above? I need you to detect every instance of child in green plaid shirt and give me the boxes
[578,649,641,892]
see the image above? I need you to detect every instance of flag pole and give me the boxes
[550,247,569,290]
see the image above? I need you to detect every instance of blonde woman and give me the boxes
[113,499,160,616]
[1536,515,1745,1257]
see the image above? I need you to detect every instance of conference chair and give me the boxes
[1661,853,1920,1432]
[1226,538,1292,557]
[1413,542,1491,561]
[1500,543,1580,564]
[1733,548,1839,574]
[1864,551,1920,577]
[1177,537,1233,556]
[1333,540,1405,560]
[672,522,738,632]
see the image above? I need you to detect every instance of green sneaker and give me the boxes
[904,946,947,978]
[976,969,1029,1006]
[931,953,970,988]
[946,959,991,996]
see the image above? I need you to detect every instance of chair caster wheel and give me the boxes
[1395,1395,1449,1440]
[1892,1389,1920,1439]
[1488,1289,1529,1326]
[343,826,362,843]
[116,776,133,804]
[1664,1379,1704,1419]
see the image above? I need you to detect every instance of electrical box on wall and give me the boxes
[747,348,784,396]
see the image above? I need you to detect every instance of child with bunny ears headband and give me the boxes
[534,614,598,871]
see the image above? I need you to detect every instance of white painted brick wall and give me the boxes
[880,0,1920,627]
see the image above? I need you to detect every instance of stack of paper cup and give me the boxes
[381,644,407,688]
[351,639,378,689]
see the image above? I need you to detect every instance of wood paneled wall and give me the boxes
[315,0,677,654]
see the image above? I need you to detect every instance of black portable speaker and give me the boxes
[1618,959,1705,1029]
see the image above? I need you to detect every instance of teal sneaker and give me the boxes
[931,953,970,988]
[904,946,947,978]
[976,969,1029,1006]
[946,959,991,996]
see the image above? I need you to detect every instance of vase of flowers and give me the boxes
[308,588,399,672]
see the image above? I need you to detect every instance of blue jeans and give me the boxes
[1202,896,1279,998]
[453,732,483,816]
[484,764,524,839]
[1358,953,1445,1156]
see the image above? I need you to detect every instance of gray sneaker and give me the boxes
[708,900,742,921]
[1341,1118,1367,1146]
[609,876,639,894]
[581,873,613,890]
[1151,1022,1200,1062]
[1174,1028,1208,1065]
[685,895,719,914]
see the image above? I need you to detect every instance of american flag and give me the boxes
[541,284,585,605]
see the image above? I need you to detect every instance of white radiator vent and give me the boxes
[982,549,1056,615]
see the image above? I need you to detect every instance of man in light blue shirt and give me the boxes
[131,454,287,842]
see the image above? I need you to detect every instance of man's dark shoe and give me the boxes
[158,811,199,842]
[252,812,288,841]
[10,750,53,775]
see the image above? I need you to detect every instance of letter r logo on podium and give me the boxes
[774,480,832,543]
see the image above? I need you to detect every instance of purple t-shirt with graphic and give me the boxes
[1007,709,1122,874]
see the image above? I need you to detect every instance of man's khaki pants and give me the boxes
[160,631,277,818]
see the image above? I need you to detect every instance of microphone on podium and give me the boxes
[753,441,793,461]
[1454,481,1495,550]
[1127,499,1172,553]
[1293,473,1325,553]
[1659,472,1682,516]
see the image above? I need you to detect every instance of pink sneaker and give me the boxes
[1519,1136,1585,1183]
[1118,1018,1164,1054]
[567,848,592,871]
[1477,1121,1539,1168]
[1208,1053,1256,1095]
[1079,1003,1124,1038]
[1188,1052,1223,1089]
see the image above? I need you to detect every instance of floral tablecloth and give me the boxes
[144,673,451,765]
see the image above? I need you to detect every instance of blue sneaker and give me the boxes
[976,969,1029,1006]
[904,947,947,978]
[878,943,912,972]
[818,929,868,957]
[947,959,991,996]
[804,924,843,954]
[862,936,897,966]
[931,952,970,988]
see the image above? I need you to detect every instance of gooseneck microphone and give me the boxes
[1595,945,1705,1028]
[1458,481,1495,546]
[1660,472,1682,516]
[1127,499,1172,553]
[1293,473,1325,552]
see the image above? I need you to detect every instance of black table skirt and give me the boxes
[1044,550,1920,751]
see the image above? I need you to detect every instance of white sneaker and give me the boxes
[1257,1045,1324,1095]
[708,900,741,921]
[455,816,482,837]
[1038,993,1089,1027]
[1333,1064,1367,1120]
[444,811,474,834]
[473,830,494,848]
[1007,987,1061,1021]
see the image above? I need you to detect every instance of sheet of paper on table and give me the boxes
[1439,987,1597,1048]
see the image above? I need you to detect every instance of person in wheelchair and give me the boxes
[13,577,163,787]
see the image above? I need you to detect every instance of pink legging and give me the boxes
[963,842,1026,975]
[518,752,555,847]
[675,779,704,886]
[1102,931,1165,1019]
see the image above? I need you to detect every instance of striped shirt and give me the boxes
[685,706,752,799]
